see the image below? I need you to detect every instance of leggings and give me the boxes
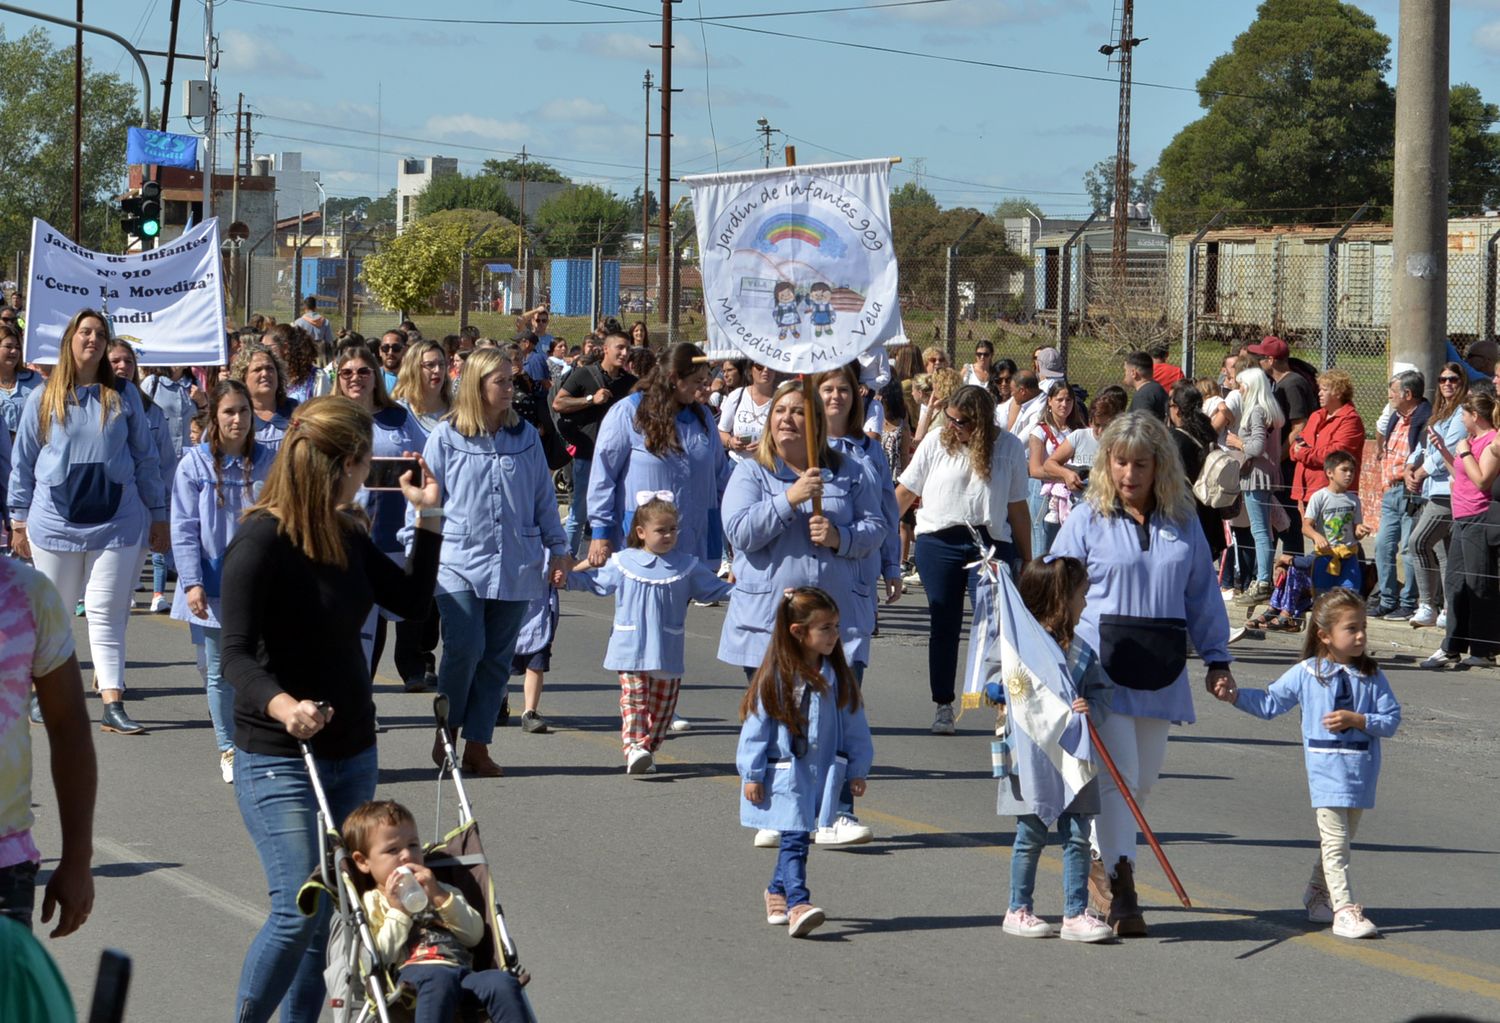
[1408,496,1452,609]
[31,543,143,693]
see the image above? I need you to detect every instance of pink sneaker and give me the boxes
[1060,909,1115,943]
[1002,907,1053,938]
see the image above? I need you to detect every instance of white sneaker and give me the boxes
[1221,588,1236,602]
[814,814,874,847]
[931,703,956,735]
[1408,604,1437,628]
[668,717,692,733]
[625,746,654,775]
[716,558,732,579]
[1060,909,1114,942]
[1420,648,1458,670]
[902,570,922,587]
[753,829,781,848]
[1436,609,1448,630]
[149,593,170,614]
[1302,882,1334,924]
[1002,907,1054,938]
[1462,654,1496,668]
[1227,625,1248,646]
[1332,904,1378,939]
[219,749,235,784]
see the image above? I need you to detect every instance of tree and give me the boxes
[415,173,520,221]
[1449,83,1500,212]
[1082,158,1161,213]
[621,186,659,230]
[325,189,397,227]
[0,28,141,255]
[480,157,570,184]
[530,185,632,257]
[890,205,1025,310]
[361,209,520,314]
[1154,0,1395,233]
[991,197,1045,220]
[890,180,938,211]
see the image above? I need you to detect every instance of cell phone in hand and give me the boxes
[365,456,421,491]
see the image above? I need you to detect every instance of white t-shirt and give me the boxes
[897,428,1029,540]
[863,399,885,437]
[718,386,773,462]
[1008,392,1047,439]
[1066,426,1100,468]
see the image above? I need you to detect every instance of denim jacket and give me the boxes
[169,442,275,628]
[8,382,166,551]
[1410,410,1467,499]
[415,419,567,601]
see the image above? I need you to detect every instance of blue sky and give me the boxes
[12,0,1500,216]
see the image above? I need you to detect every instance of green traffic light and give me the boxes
[141,220,161,238]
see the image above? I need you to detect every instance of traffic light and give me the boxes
[120,179,162,244]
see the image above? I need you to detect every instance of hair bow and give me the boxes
[635,489,674,506]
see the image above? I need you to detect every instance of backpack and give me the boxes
[1193,443,1242,509]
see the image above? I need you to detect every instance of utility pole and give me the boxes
[73,0,82,241]
[1390,0,1450,389]
[757,117,775,168]
[516,145,529,307]
[643,69,652,317]
[1100,0,1144,284]
[202,0,215,221]
[231,92,243,228]
[654,1,680,326]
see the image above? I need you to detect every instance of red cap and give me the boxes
[1247,335,1289,359]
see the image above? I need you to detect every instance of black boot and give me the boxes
[1107,856,1147,937]
[100,700,146,735]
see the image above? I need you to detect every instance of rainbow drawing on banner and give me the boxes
[753,213,847,258]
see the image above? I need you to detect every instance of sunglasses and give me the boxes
[338,367,373,380]
[379,344,403,353]
[945,411,973,429]
[1439,375,1462,384]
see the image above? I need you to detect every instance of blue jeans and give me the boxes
[436,590,528,744]
[234,745,378,1023]
[770,830,812,907]
[151,551,168,594]
[191,624,234,752]
[564,457,592,558]
[400,963,529,1023]
[1244,489,1274,585]
[836,662,865,818]
[913,527,1017,705]
[0,860,39,926]
[1026,478,1048,559]
[1376,484,1418,612]
[1009,812,1090,918]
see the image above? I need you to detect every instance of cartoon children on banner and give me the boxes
[806,282,835,338]
[769,281,837,341]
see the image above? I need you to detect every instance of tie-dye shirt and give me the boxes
[0,559,76,869]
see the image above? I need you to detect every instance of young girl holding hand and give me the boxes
[1000,556,1116,943]
[1213,588,1401,938]
[737,587,874,938]
[567,496,732,774]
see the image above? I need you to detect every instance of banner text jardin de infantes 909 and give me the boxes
[24,217,228,367]
[686,159,903,375]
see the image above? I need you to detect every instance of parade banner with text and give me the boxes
[24,218,227,366]
[686,159,903,375]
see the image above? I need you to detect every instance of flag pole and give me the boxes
[1084,717,1192,907]
[782,145,824,518]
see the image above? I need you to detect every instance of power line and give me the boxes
[780,132,1088,196]
[229,0,953,26]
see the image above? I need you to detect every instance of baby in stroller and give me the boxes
[343,800,529,1023]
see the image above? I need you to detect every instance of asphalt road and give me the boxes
[26,583,1500,1022]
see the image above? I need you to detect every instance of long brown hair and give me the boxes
[391,339,451,409]
[941,384,997,481]
[634,342,709,456]
[811,363,865,439]
[243,395,372,568]
[1301,589,1378,680]
[334,345,394,410]
[739,587,860,735]
[1431,361,1470,423]
[1018,556,1088,652]
[37,308,122,445]
[754,379,840,472]
[207,379,258,507]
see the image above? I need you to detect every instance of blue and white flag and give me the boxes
[126,127,200,169]
[685,159,904,375]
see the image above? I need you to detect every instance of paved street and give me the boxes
[27,586,1500,1022]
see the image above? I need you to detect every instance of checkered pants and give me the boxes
[619,672,682,755]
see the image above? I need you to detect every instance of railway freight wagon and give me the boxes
[1168,217,1500,352]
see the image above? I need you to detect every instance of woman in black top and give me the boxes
[220,395,441,1023]
[1169,381,1228,562]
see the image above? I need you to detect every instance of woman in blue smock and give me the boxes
[232,343,299,453]
[0,322,43,437]
[586,342,730,567]
[418,347,570,779]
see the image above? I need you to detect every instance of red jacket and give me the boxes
[1152,362,1185,390]
[1289,403,1366,502]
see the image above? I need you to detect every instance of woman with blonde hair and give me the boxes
[1050,412,1233,937]
[391,339,452,435]
[9,309,167,735]
[422,347,570,777]
[220,395,442,1022]
[896,384,1031,736]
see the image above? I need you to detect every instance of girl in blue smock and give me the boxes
[586,342,729,567]
[171,379,274,783]
[8,309,168,735]
[233,343,299,453]
[418,348,570,779]
[108,340,177,615]
[568,496,733,774]
[997,556,1115,944]
[719,379,887,679]
[1048,412,1233,938]
[0,323,42,436]
[737,587,873,939]
[333,346,429,683]
[1213,589,1400,941]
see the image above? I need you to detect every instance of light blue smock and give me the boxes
[169,441,275,628]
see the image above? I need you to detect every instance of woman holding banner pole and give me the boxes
[8,309,168,735]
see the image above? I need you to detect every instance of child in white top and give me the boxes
[1213,590,1401,939]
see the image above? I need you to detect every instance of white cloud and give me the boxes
[1475,20,1500,54]
[886,0,1087,28]
[537,32,740,69]
[422,114,528,146]
[537,98,610,122]
[218,29,322,79]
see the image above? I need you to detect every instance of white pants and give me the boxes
[31,543,143,693]
[1090,713,1173,869]
[1312,807,1363,909]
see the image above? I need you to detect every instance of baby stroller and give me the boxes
[296,696,537,1022]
